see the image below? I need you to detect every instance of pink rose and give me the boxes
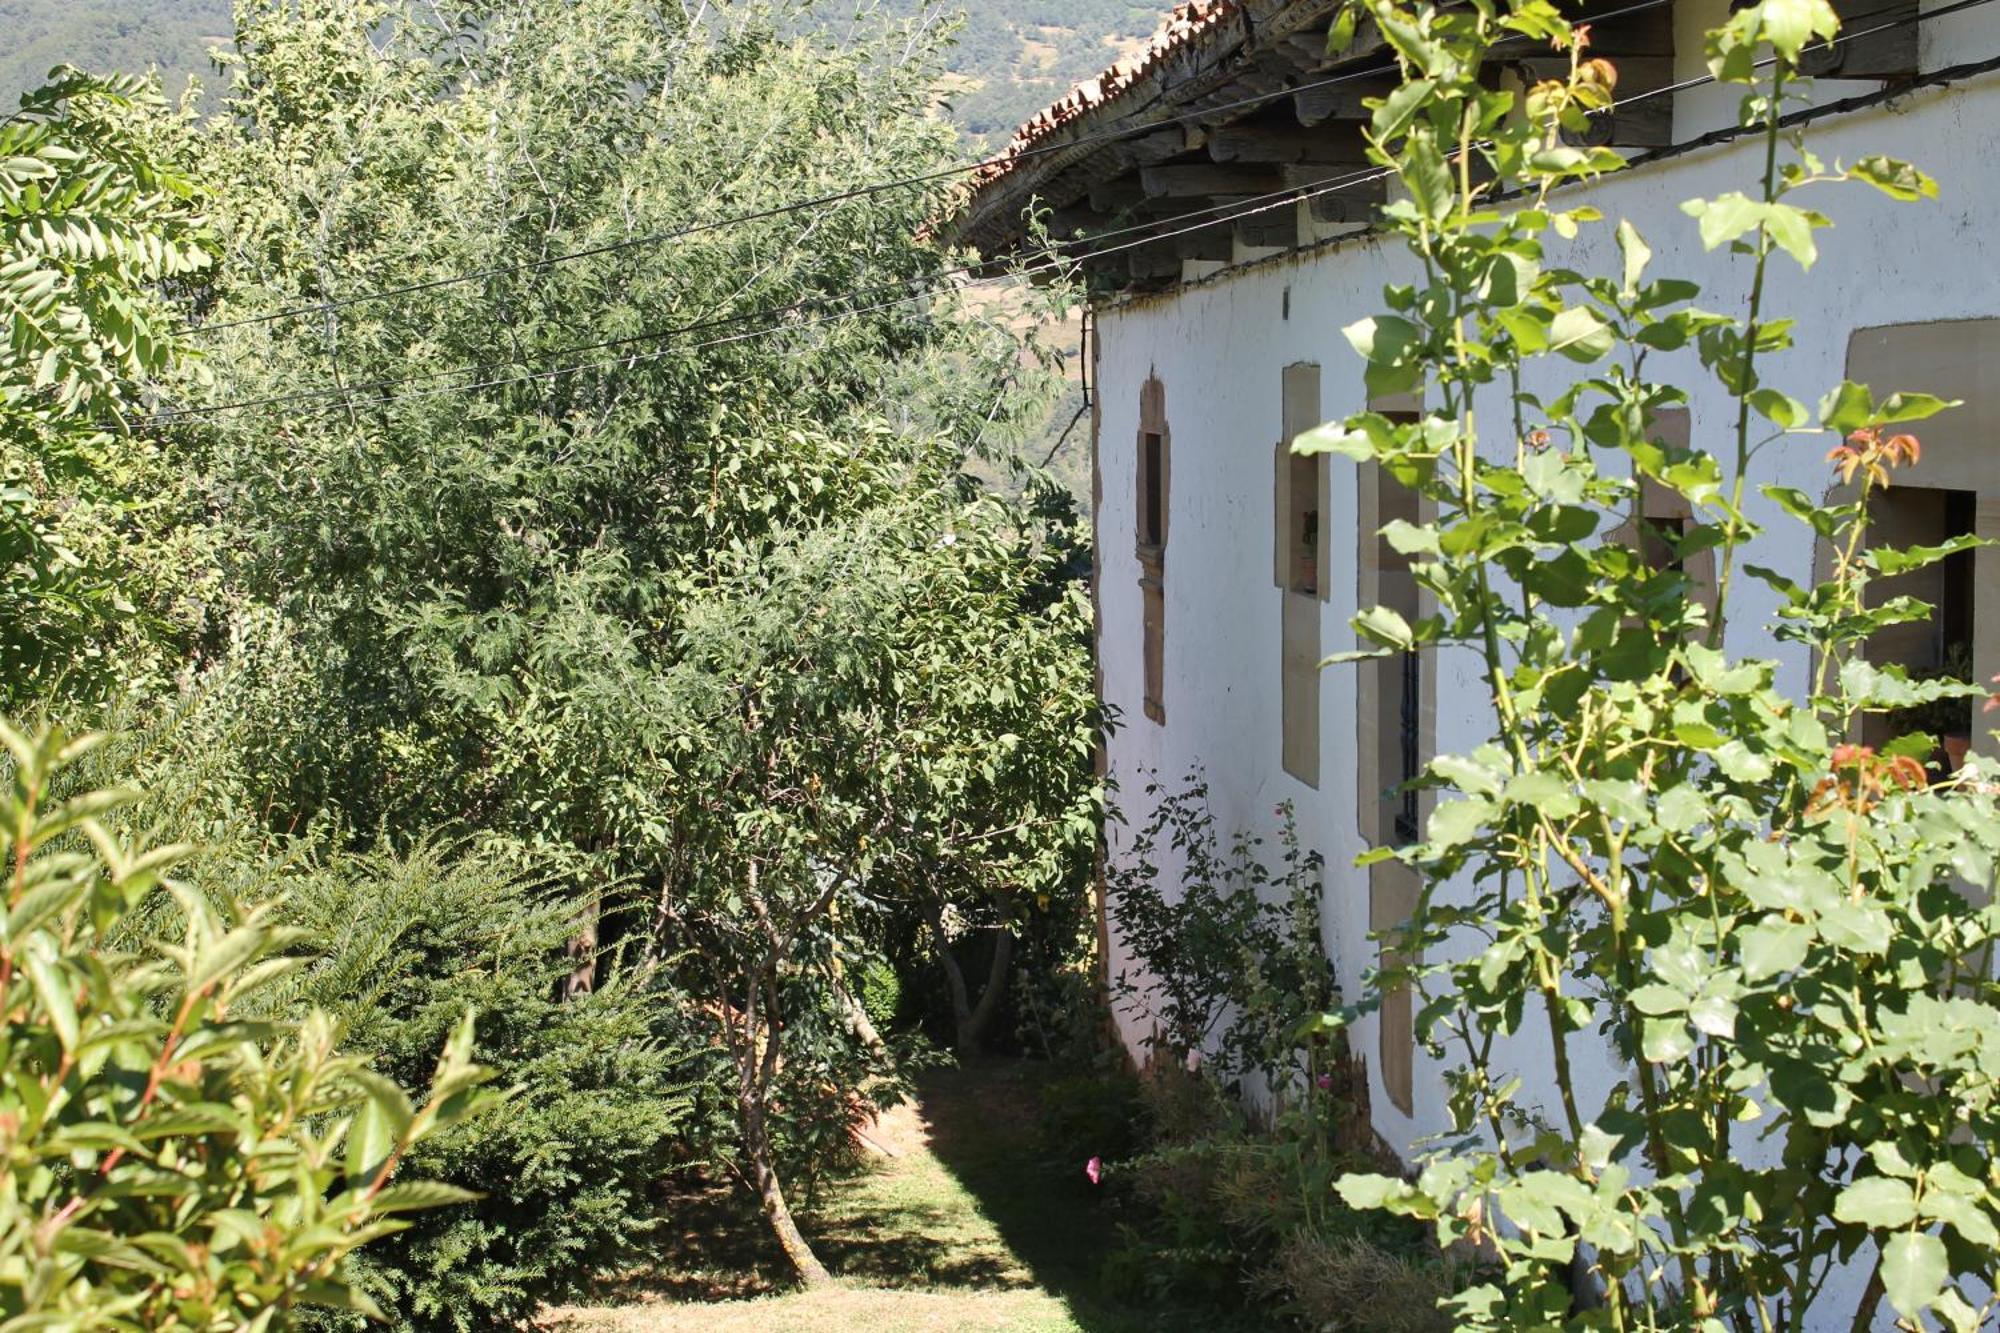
[1085,1156,1103,1186]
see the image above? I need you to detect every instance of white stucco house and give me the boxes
[949,0,2000,1189]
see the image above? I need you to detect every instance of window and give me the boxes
[1861,485,1976,772]
[1276,363,1325,784]
[1136,377,1170,725]
[1829,321,2000,776]
[1363,417,1425,848]
[1141,432,1165,548]
[1288,452,1321,596]
[1357,397,1431,1117]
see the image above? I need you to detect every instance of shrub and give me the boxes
[1263,1231,1464,1333]
[0,723,492,1328]
[265,842,700,1332]
[1310,0,2000,1324]
[1107,778,1339,1090]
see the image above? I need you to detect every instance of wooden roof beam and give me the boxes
[1295,72,1400,125]
[1208,121,1371,164]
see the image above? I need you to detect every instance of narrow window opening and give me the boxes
[1140,432,1164,549]
[1864,485,1976,773]
[1137,381,1169,726]
[1278,363,1324,785]
[1376,471,1423,847]
[1288,451,1321,596]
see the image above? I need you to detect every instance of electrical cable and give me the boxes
[180,0,1686,336]
[122,0,1996,431]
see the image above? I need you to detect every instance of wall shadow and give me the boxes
[915,1059,1276,1333]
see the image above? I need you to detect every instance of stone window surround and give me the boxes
[1356,391,1436,1119]
[1813,320,2000,763]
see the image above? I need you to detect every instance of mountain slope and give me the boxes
[0,0,234,102]
[0,1,1156,141]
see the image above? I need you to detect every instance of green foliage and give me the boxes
[1090,1062,1448,1326]
[1304,0,2000,1326]
[143,0,1096,1288]
[266,842,698,1331]
[0,721,494,1328]
[0,0,1162,146]
[0,68,211,707]
[1107,777,1339,1089]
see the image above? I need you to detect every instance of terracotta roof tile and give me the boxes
[965,1,1245,195]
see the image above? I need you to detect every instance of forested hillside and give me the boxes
[0,0,1158,140]
[0,0,233,102]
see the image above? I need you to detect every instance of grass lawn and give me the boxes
[542,1061,1271,1332]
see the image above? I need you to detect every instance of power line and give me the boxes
[126,160,1395,430]
[180,0,1683,337]
[127,158,1400,428]
[126,0,1993,432]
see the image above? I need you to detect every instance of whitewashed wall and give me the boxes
[1091,8,2000,1319]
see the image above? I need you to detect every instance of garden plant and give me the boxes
[1302,0,2000,1326]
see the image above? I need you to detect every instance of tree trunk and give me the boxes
[958,927,1014,1054]
[924,898,1014,1056]
[832,974,890,1064]
[740,1088,832,1288]
[564,889,599,999]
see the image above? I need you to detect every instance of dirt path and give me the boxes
[541,1063,1172,1333]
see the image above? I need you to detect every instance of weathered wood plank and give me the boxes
[1803,0,1916,77]
[1139,163,1288,198]
[1294,72,1399,125]
[1207,122,1372,164]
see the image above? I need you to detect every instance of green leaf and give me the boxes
[1760,0,1840,59]
[1549,307,1614,362]
[1325,5,1358,55]
[344,1094,401,1190]
[1370,79,1437,141]
[1427,798,1495,850]
[1295,421,1376,460]
[1337,1172,1418,1210]
[1343,315,1423,368]
[1833,1177,1917,1229]
[1880,1231,1947,1320]
[1687,993,1738,1039]
[1920,1192,2000,1249]
[1642,1018,1693,1063]
[1848,155,1939,201]
[1876,391,1956,424]
[1616,220,1651,298]
[1747,388,1808,428]
[1354,606,1414,650]
[1740,918,1811,981]
[1628,984,1688,1017]
[1682,193,1763,251]
[1503,771,1580,819]
[1819,380,1874,432]
[24,947,79,1051]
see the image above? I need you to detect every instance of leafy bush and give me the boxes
[256,841,699,1332]
[0,722,492,1328]
[1107,778,1339,1090]
[1262,1231,1465,1333]
[1092,1063,1452,1324]
[1309,0,2000,1325]
[0,69,214,710]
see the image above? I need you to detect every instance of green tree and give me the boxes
[0,69,212,708]
[1302,0,2000,1327]
[0,722,494,1328]
[153,0,1093,1284]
